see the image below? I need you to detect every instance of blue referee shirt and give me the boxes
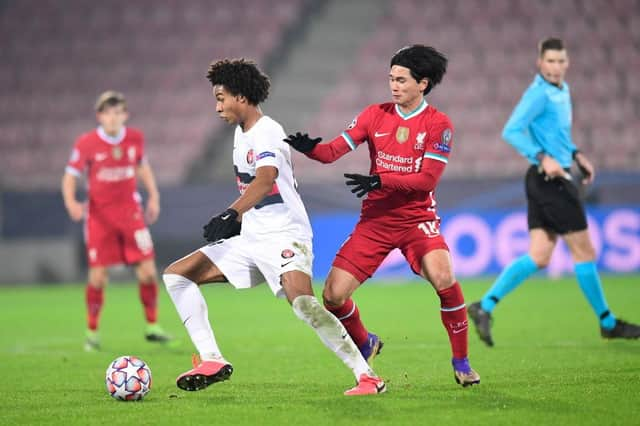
[502,73,577,168]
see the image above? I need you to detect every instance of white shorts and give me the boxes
[199,233,313,298]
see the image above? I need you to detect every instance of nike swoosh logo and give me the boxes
[374,132,390,137]
[452,327,468,334]
[281,260,294,268]
[95,154,108,161]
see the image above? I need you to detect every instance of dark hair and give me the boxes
[390,44,447,95]
[206,58,270,105]
[95,90,126,112]
[538,38,565,57]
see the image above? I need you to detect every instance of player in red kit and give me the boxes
[284,45,480,386]
[62,91,172,351]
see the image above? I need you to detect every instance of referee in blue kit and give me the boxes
[468,38,640,346]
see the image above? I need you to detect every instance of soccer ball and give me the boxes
[105,355,152,401]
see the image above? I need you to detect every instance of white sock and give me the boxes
[163,273,224,361]
[292,295,373,379]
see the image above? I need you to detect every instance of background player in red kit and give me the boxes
[62,91,171,351]
[284,45,480,386]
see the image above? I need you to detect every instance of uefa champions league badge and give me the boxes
[112,146,122,160]
[433,128,452,153]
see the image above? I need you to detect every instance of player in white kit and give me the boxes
[163,58,385,396]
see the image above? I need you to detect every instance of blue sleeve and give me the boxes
[502,85,546,161]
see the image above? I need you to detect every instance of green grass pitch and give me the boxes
[1,276,639,425]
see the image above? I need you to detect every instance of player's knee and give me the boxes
[88,270,108,288]
[138,271,156,284]
[162,273,191,291]
[322,285,348,308]
[529,252,551,269]
[570,242,596,263]
[163,262,181,276]
[427,270,455,291]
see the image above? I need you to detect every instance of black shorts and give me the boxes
[525,165,588,234]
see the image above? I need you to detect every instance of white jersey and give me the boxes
[232,115,312,240]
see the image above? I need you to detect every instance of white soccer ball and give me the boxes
[105,355,152,401]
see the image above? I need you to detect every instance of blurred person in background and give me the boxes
[284,45,480,387]
[467,38,640,346]
[62,91,172,351]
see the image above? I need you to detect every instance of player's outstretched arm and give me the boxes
[283,132,322,153]
[284,132,352,164]
[343,158,447,198]
[137,163,160,224]
[61,172,84,222]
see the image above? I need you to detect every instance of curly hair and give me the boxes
[206,58,270,105]
[390,45,447,96]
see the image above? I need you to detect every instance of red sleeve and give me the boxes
[379,114,453,192]
[65,135,89,176]
[305,135,352,163]
[379,158,446,192]
[305,105,374,163]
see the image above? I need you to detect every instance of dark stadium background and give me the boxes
[1,0,639,283]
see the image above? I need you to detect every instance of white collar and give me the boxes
[97,126,126,145]
[395,99,428,120]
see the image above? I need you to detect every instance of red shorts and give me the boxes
[84,204,155,267]
[333,218,449,283]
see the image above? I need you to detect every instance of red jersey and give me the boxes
[306,100,453,225]
[66,126,145,209]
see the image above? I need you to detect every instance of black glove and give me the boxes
[283,132,322,153]
[344,173,381,198]
[203,208,241,242]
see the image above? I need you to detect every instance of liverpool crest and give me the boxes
[415,132,427,150]
[396,126,410,143]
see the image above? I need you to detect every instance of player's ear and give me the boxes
[419,78,429,93]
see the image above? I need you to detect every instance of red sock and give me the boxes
[437,282,468,359]
[86,285,104,331]
[325,298,369,347]
[139,281,158,324]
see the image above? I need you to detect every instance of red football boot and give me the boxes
[344,374,386,396]
[176,354,233,391]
